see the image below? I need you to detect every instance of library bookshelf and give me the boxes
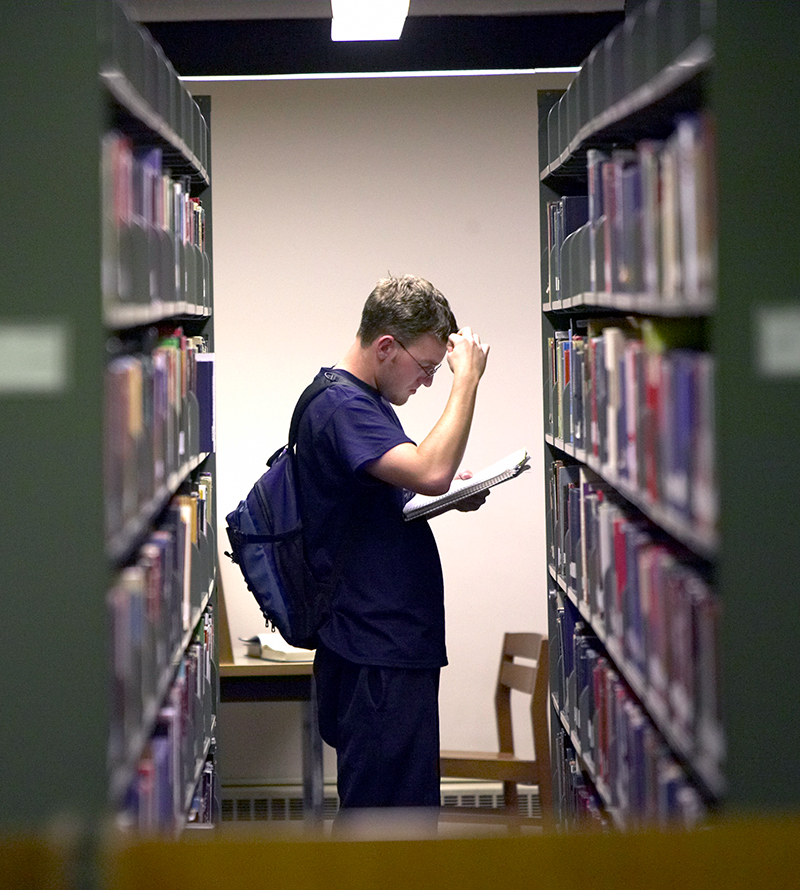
[541,0,800,827]
[0,0,218,831]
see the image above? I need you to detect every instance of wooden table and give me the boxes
[219,652,324,821]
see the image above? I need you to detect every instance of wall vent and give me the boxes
[222,783,541,822]
[441,786,542,819]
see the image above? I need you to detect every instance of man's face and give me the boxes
[380,333,447,406]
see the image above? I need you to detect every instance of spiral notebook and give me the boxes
[403,447,530,521]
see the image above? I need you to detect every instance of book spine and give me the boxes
[587,149,609,294]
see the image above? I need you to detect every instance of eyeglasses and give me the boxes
[394,338,442,378]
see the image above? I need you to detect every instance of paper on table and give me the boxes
[402,448,530,521]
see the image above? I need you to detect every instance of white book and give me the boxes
[602,327,626,478]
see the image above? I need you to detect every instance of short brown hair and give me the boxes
[357,275,458,346]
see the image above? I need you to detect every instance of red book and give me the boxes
[644,349,662,503]
[612,515,629,646]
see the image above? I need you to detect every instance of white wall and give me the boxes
[185,71,573,785]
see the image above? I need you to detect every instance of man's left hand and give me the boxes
[452,470,489,512]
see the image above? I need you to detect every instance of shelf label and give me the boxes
[755,305,800,378]
[0,321,70,395]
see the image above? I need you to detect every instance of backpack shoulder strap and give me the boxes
[287,370,350,450]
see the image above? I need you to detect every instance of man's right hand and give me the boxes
[447,326,490,381]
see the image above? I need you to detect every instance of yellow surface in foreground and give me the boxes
[4,814,798,890]
[101,814,798,890]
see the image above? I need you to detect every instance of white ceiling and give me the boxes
[130,0,624,22]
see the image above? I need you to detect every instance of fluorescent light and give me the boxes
[182,69,581,83]
[331,0,409,41]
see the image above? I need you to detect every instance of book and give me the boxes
[597,495,619,638]
[623,338,644,485]
[664,349,696,517]
[695,587,724,766]
[667,566,697,752]
[196,353,215,454]
[612,149,641,294]
[239,633,314,662]
[579,467,609,608]
[553,460,580,581]
[402,448,530,521]
[602,326,627,478]
[588,334,602,461]
[690,352,717,531]
[547,200,560,303]
[548,587,565,711]
[547,335,557,435]
[547,196,589,303]
[645,545,674,725]
[559,335,571,443]
[561,196,590,301]
[587,148,609,294]
[623,522,650,682]
[659,134,682,303]
[554,330,568,440]
[643,346,663,504]
[567,483,582,593]
[572,332,586,450]
[676,115,703,304]
[638,139,663,299]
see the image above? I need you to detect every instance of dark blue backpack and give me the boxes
[224,372,344,650]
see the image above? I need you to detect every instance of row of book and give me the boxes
[553,734,608,830]
[547,319,717,542]
[545,112,716,310]
[108,476,216,779]
[116,611,217,832]
[102,131,211,318]
[548,458,723,775]
[542,0,713,170]
[100,0,209,179]
[105,329,214,553]
[186,758,219,827]
[550,593,709,828]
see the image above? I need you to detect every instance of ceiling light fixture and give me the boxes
[331,0,410,42]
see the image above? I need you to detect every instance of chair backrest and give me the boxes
[494,632,549,768]
[438,631,552,816]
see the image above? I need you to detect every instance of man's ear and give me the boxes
[374,334,396,363]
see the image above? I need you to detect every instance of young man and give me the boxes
[295,274,489,817]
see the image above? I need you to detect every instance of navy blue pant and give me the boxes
[314,644,441,811]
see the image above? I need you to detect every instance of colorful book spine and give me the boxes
[551,590,712,827]
[546,459,722,792]
[546,323,716,545]
[551,115,717,311]
[102,131,210,315]
[105,332,211,549]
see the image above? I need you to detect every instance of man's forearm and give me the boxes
[413,374,480,491]
[365,326,489,495]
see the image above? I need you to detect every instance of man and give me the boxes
[295,274,489,818]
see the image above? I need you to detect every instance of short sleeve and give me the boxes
[316,389,413,475]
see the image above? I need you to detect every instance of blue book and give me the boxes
[196,353,215,454]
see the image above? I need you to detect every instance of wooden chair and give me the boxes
[439,632,552,825]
